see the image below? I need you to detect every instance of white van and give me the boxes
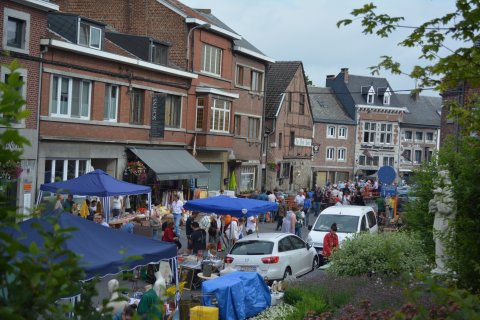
[306,205,378,254]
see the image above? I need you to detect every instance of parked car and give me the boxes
[224,233,318,281]
[306,205,378,254]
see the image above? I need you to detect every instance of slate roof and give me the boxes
[192,8,269,59]
[397,94,442,128]
[344,74,403,108]
[265,61,302,118]
[309,86,355,125]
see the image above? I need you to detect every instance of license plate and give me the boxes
[239,265,257,272]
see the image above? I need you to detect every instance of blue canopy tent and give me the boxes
[6,210,179,315]
[37,169,151,222]
[9,210,177,280]
[183,196,278,217]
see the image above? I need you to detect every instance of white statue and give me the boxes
[153,269,166,299]
[158,261,173,285]
[428,170,456,274]
[105,279,128,315]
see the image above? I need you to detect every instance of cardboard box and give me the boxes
[190,306,218,320]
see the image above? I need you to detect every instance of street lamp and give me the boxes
[186,23,211,71]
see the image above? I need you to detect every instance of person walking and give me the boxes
[170,194,184,236]
[303,193,312,227]
[281,205,296,234]
[275,196,287,231]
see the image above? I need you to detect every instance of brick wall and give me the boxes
[53,0,187,69]
[1,1,50,130]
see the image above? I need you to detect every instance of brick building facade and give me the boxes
[1,0,59,215]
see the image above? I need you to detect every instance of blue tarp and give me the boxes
[7,210,177,280]
[40,169,150,197]
[201,272,271,320]
[183,196,278,217]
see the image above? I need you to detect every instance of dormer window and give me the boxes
[383,88,391,105]
[79,21,101,49]
[367,86,375,104]
[151,43,168,65]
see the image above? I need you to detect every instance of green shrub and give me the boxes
[283,286,329,319]
[328,232,429,277]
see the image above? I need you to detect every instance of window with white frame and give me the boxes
[50,75,91,119]
[402,149,412,161]
[165,95,182,128]
[210,98,230,132]
[379,123,392,144]
[363,122,376,143]
[44,159,90,183]
[235,65,244,86]
[383,88,391,105]
[3,8,30,54]
[202,44,222,76]
[383,156,394,166]
[78,21,101,49]
[129,89,143,125]
[414,150,422,163]
[326,147,335,160]
[195,97,205,130]
[368,156,379,166]
[251,70,263,92]
[367,86,375,104]
[415,131,423,142]
[337,148,346,161]
[327,125,336,138]
[359,155,366,165]
[1,66,26,125]
[103,84,118,122]
[248,117,260,140]
[404,130,412,140]
[338,126,347,139]
[240,166,256,191]
[426,132,434,142]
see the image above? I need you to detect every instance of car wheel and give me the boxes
[312,255,320,270]
[283,267,292,280]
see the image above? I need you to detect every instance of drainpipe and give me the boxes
[34,44,49,207]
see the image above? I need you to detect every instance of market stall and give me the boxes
[37,169,151,223]
[183,196,278,217]
[7,210,179,316]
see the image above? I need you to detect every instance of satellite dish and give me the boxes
[378,166,396,185]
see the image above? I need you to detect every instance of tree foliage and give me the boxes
[337,1,480,92]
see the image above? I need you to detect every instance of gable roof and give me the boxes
[397,94,442,128]
[192,8,273,62]
[344,74,403,108]
[265,61,302,118]
[309,86,355,125]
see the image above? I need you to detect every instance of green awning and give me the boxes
[128,148,210,180]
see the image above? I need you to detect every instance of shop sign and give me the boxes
[294,138,312,147]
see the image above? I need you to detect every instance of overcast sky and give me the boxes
[181,0,459,97]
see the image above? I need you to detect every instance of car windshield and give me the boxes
[230,240,274,255]
[313,214,359,233]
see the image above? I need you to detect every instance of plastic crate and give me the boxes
[190,306,218,320]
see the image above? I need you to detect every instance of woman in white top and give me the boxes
[112,195,123,217]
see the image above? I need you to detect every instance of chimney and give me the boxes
[341,68,349,83]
